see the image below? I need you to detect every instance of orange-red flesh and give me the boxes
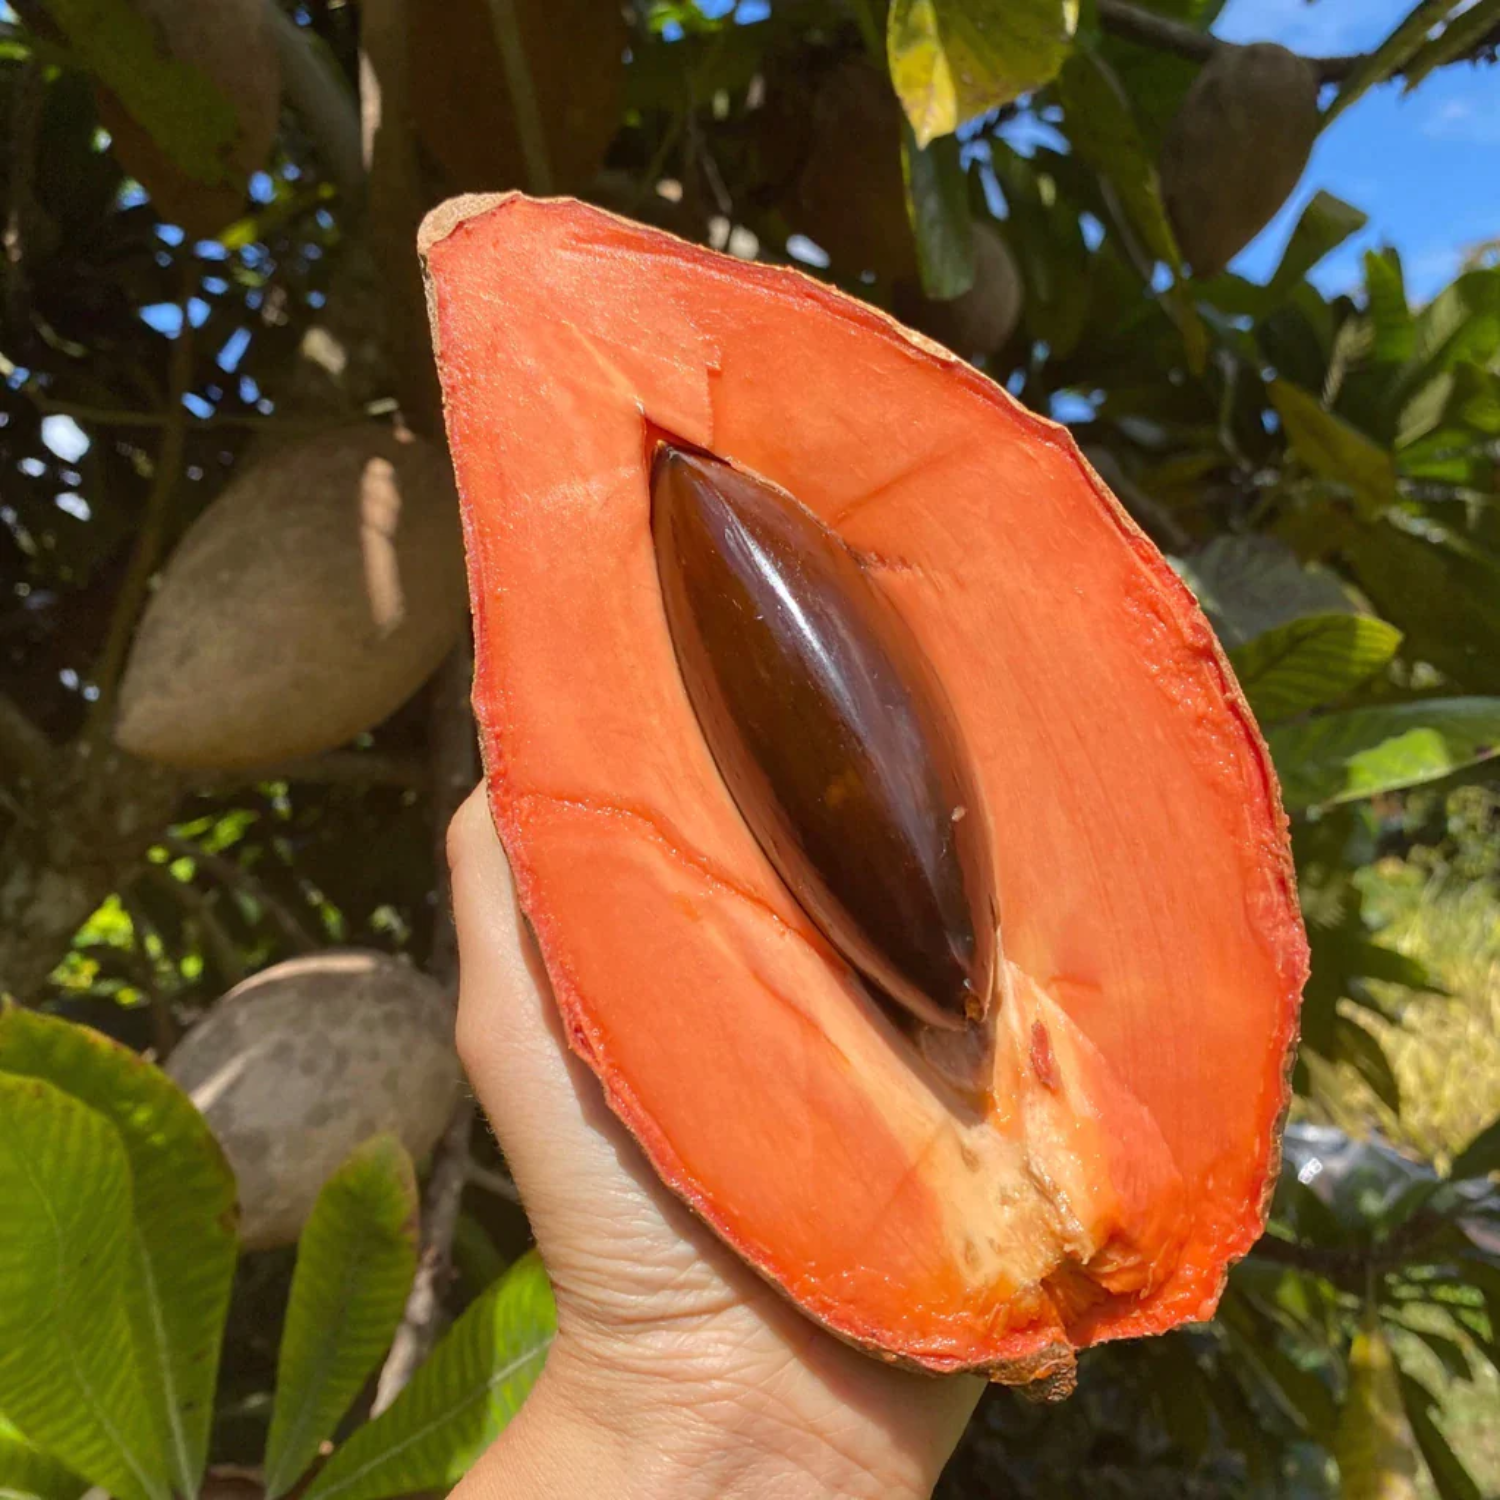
[420,194,1307,1386]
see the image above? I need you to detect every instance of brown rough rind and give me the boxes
[167,950,460,1249]
[1160,43,1321,277]
[115,425,465,770]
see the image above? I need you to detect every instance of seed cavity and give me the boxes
[650,442,997,1032]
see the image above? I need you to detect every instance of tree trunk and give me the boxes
[0,742,185,1000]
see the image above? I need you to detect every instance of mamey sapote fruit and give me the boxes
[167,950,459,1249]
[92,0,279,238]
[758,56,917,286]
[1160,42,1321,277]
[895,222,1024,362]
[115,425,466,770]
[407,0,625,195]
[420,194,1306,1391]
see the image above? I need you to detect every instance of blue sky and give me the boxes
[1214,0,1499,300]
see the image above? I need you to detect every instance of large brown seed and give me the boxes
[651,445,997,1031]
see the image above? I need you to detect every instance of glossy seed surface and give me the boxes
[651,445,997,1031]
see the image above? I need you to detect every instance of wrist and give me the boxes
[454,1333,937,1500]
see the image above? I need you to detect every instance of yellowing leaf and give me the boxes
[1335,1317,1420,1500]
[887,0,1079,147]
[1229,613,1402,723]
[1270,379,1400,519]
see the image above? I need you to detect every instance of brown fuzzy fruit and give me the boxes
[765,57,917,285]
[407,0,626,194]
[166,950,460,1250]
[115,425,466,770]
[1159,42,1321,277]
[94,0,279,238]
[894,222,1024,360]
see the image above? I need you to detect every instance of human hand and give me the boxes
[446,786,983,1500]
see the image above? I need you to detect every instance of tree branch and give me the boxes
[161,835,317,953]
[467,1162,521,1204]
[372,642,478,1412]
[0,691,50,788]
[1096,0,1362,82]
[485,0,554,195]
[85,265,197,738]
[1097,0,1499,85]
[266,2,366,206]
[1248,1222,1451,1287]
[226,749,429,791]
[359,0,443,438]
[28,394,395,431]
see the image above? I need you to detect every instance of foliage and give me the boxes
[0,1027,551,1500]
[0,0,1497,1496]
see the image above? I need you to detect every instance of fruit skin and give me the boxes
[115,425,466,770]
[407,0,625,194]
[420,193,1307,1388]
[1159,42,1321,277]
[894,222,1024,361]
[166,950,459,1250]
[759,56,917,285]
[95,0,280,238]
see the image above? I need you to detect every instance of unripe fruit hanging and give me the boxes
[1160,43,1321,277]
[115,425,466,770]
[759,57,918,285]
[895,222,1024,361]
[167,951,460,1249]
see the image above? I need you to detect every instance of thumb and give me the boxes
[447,786,618,1206]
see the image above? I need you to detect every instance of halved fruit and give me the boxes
[420,194,1307,1392]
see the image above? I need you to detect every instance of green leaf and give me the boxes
[0,1007,237,1498]
[302,1251,555,1500]
[1270,193,1370,299]
[0,1417,86,1500]
[1267,697,1500,810]
[1270,379,1400,519]
[1341,515,1500,694]
[1175,535,1355,648]
[0,1075,169,1500]
[1334,1015,1401,1113]
[1405,266,1500,386]
[263,1137,420,1500]
[1229,613,1402,723]
[1057,45,1178,269]
[887,0,1079,146]
[39,0,243,187]
[1401,0,1500,92]
[452,1214,510,1294]
[1451,1114,1500,1181]
[1327,0,1459,122]
[900,122,975,299]
[1398,1374,1482,1500]
[1365,249,1415,365]
[1335,1316,1421,1500]
[1220,1297,1339,1437]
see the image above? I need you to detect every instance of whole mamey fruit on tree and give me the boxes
[115,424,466,770]
[166,950,460,1249]
[1159,42,1321,277]
[761,56,917,285]
[407,0,625,194]
[93,0,280,237]
[420,194,1306,1393]
[895,222,1024,361]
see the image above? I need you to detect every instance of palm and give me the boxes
[449,788,980,1496]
